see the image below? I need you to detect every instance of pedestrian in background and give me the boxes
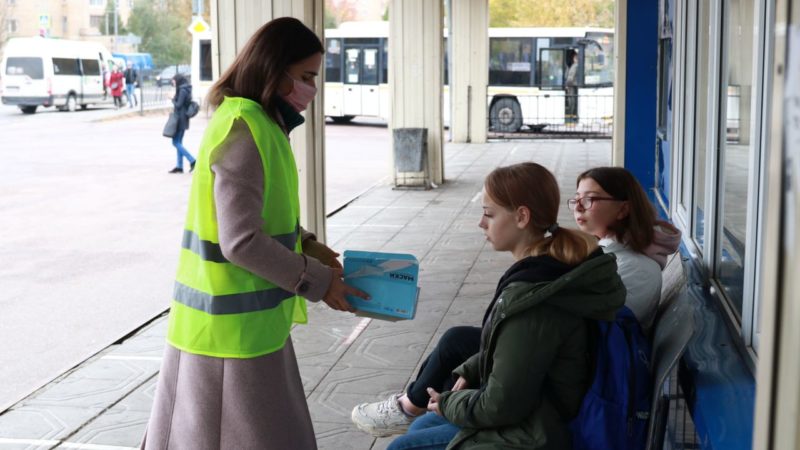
[108,65,125,109]
[167,73,195,173]
[124,61,139,108]
[141,17,368,449]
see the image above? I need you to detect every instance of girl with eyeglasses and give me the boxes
[571,167,681,335]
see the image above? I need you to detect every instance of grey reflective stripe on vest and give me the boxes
[182,230,228,263]
[182,223,300,263]
[173,282,296,315]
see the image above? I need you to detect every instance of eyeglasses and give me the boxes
[567,196,621,211]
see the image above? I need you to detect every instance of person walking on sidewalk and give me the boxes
[108,65,125,109]
[141,17,368,450]
[167,73,196,173]
[124,61,139,108]
[384,163,626,449]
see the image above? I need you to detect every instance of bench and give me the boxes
[645,252,695,450]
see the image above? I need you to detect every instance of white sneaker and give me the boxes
[351,392,415,437]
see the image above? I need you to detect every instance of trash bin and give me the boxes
[393,128,429,188]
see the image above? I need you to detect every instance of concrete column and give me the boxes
[389,0,444,185]
[450,0,488,143]
[210,0,327,242]
[612,0,626,167]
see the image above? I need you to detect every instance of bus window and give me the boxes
[583,33,614,86]
[80,59,100,76]
[53,58,81,76]
[362,48,379,85]
[345,48,360,84]
[326,38,342,83]
[489,37,533,86]
[6,57,44,79]
[381,39,388,84]
[443,37,448,86]
[539,48,565,88]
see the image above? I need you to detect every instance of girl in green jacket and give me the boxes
[387,162,626,450]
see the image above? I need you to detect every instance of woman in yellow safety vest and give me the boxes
[141,17,368,449]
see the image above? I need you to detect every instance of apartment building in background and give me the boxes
[2,0,137,52]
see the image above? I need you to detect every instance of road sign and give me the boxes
[187,17,210,35]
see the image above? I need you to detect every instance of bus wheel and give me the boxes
[490,98,522,132]
[19,106,37,114]
[66,94,77,112]
[331,115,355,124]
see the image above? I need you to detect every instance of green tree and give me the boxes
[127,0,191,67]
[489,0,615,28]
[324,0,358,29]
[100,1,129,35]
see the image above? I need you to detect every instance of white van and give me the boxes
[1,37,115,114]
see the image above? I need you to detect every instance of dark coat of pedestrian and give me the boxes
[172,74,192,131]
[166,74,195,173]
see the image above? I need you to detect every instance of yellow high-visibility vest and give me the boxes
[167,96,308,358]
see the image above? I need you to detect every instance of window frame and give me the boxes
[674,0,772,366]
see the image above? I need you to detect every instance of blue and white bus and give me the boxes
[324,21,614,133]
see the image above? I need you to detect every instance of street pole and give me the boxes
[113,0,118,50]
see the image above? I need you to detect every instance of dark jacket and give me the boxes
[172,77,192,132]
[124,67,138,85]
[439,251,626,450]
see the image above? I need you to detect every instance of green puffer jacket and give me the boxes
[439,252,626,450]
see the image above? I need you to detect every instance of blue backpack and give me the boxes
[569,306,652,450]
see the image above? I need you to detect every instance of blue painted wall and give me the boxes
[623,0,659,194]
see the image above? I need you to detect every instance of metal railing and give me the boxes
[137,80,174,113]
[487,93,613,139]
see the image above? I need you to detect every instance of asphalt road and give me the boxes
[0,103,390,411]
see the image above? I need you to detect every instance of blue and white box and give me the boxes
[343,250,420,321]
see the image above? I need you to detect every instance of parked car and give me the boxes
[155,64,190,87]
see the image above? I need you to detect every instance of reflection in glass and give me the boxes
[717,0,755,315]
[692,0,710,247]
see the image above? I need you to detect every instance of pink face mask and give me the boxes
[281,73,317,112]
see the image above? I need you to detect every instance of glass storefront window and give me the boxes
[717,0,756,315]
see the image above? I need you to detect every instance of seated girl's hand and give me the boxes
[452,376,468,391]
[426,387,442,416]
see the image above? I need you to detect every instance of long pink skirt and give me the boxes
[141,338,316,450]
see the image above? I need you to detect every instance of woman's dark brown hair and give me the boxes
[576,167,656,253]
[485,163,597,265]
[206,17,323,124]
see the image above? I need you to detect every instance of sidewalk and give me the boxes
[0,139,610,450]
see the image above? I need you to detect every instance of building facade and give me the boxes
[2,0,136,52]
